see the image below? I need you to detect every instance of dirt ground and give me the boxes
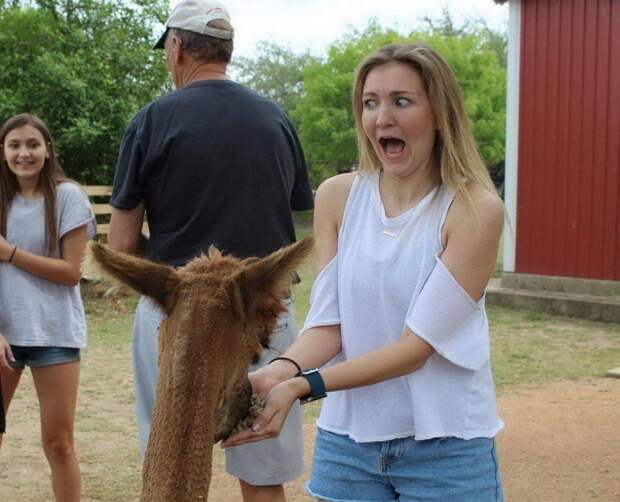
[1,377,618,501]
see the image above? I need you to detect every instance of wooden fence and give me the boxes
[85,186,148,237]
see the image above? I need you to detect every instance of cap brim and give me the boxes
[153,28,168,50]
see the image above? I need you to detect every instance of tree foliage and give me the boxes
[421,8,508,68]
[1,3,507,189]
[293,19,507,186]
[231,41,318,128]
[0,1,169,184]
[416,35,506,168]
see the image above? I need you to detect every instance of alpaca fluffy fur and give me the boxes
[88,237,313,501]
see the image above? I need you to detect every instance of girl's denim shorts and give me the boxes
[9,345,80,369]
[306,427,503,502]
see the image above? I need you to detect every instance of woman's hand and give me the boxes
[0,334,15,370]
[221,377,308,448]
[248,357,303,397]
[248,368,281,398]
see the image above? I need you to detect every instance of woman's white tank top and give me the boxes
[303,171,503,442]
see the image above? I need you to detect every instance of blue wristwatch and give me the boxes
[297,368,327,405]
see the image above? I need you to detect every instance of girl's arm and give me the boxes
[223,183,504,447]
[0,225,88,286]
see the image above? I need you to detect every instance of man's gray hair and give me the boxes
[173,19,234,63]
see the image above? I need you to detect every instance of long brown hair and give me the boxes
[0,113,68,256]
[352,43,500,214]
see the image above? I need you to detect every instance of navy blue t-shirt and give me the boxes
[111,79,314,266]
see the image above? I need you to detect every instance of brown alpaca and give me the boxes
[89,237,313,501]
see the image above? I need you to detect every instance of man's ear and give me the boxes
[171,33,184,63]
[88,242,180,312]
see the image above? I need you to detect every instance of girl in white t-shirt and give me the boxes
[224,44,505,501]
[0,114,95,502]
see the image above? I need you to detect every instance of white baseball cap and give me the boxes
[154,0,233,49]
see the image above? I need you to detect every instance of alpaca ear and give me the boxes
[231,236,314,315]
[88,242,180,311]
[226,276,249,326]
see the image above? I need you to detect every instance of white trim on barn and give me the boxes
[503,0,521,273]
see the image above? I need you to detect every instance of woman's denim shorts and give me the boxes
[306,428,503,502]
[9,345,80,370]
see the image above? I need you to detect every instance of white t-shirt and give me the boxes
[302,172,503,442]
[0,182,96,348]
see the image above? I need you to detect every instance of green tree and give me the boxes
[416,31,506,166]
[0,1,169,184]
[232,41,318,127]
[294,20,506,187]
[421,8,507,69]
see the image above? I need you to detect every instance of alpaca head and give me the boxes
[88,237,313,442]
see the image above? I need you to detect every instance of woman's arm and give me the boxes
[311,174,351,273]
[223,326,434,448]
[250,324,342,396]
[0,225,87,286]
[440,184,505,301]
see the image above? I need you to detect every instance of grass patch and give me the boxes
[488,305,620,391]
[292,210,315,327]
[293,210,313,239]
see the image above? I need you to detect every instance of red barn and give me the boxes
[491,0,620,321]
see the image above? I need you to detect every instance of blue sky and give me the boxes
[170,0,509,58]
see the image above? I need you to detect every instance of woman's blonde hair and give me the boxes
[352,43,499,205]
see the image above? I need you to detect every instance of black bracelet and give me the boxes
[269,356,302,375]
[7,246,17,263]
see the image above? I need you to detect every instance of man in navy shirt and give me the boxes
[108,2,313,500]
